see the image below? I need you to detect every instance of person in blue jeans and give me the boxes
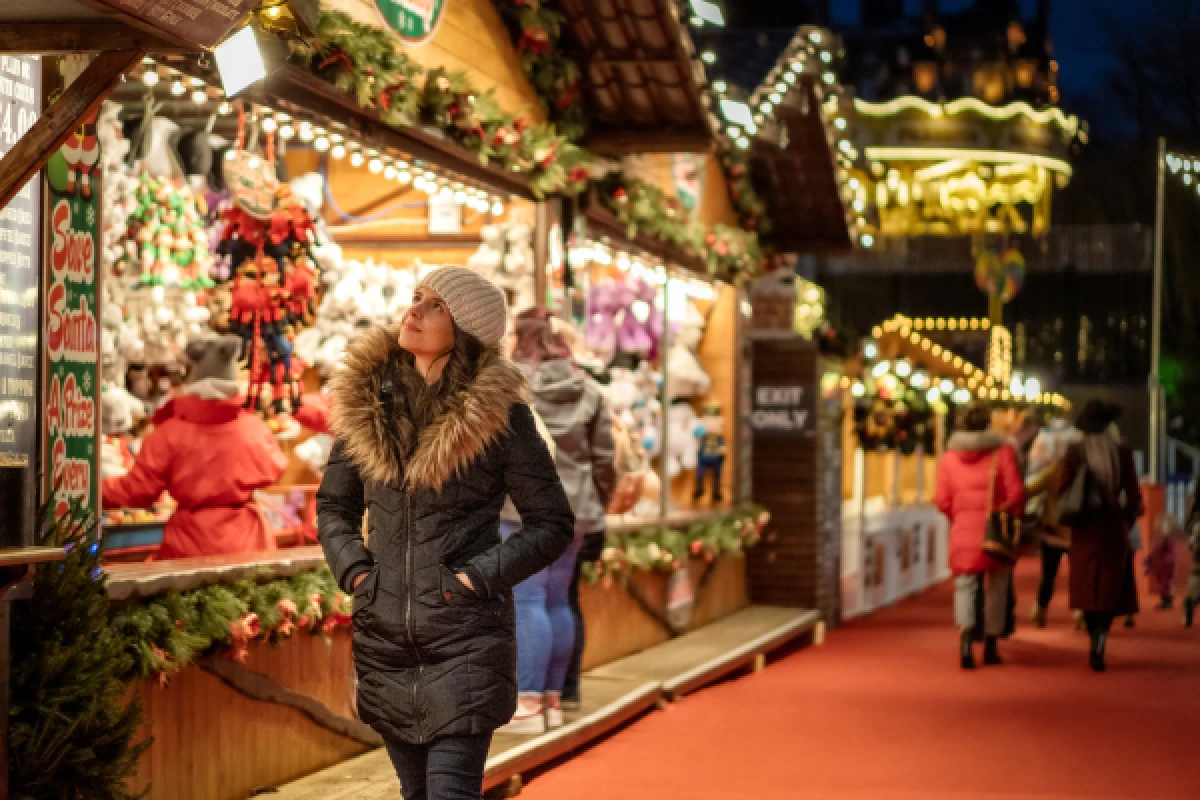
[501,309,617,734]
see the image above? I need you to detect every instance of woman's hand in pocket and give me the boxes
[456,572,475,593]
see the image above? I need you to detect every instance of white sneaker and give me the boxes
[544,691,564,729]
[498,695,545,735]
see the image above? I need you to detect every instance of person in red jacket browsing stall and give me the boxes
[103,334,287,559]
[935,401,1026,670]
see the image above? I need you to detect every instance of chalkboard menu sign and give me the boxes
[0,55,42,547]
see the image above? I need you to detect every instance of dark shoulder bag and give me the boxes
[982,453,1022,565]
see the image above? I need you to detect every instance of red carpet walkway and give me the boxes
[521,564,1200,799]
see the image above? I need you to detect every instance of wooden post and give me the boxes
[0,50,143,212]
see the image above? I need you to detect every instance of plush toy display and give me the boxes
[466,221,537,311]
[214,134,321,419]
[665,299,711,400]
[586,278,663,364]
[665,400,700,479]
[693,401,727,504]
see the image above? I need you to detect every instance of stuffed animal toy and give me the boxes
[693,401,727,504]
[100,385,146,480]
[586,278,663,364]
[665,400,700,479]
[666,299,711,400]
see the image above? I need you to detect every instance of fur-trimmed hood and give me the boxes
[946,430,1007,463]
[328,327,528,490]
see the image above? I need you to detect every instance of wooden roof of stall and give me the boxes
[560,0,716,155]
[749,77,853,254]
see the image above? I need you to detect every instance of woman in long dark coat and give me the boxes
[1059,400,1142,672]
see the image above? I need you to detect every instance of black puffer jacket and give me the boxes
[317,328,574,744]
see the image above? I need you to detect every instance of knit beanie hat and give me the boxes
[416,266,508,347]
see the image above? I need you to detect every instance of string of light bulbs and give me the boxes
[135,57,510,217]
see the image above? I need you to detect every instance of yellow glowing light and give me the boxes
[863,147,1073,176]
[872,326,883,338]
[853,96,1079,135]
[931,344,942,356]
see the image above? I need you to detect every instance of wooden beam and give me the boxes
[0,22,185,54]
[585,127,714,156]
[0,50,144,212]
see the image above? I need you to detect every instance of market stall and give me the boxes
[0,1,840,796]
[838,313,1069,617]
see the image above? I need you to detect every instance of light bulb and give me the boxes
[820,51,833,63]
[261,116,277,133]
[278,124,295,140]
[438,186,453,199]
[313,136,330,152]
[142,69,160,87]
[860,233,875,247]
[397,170,412,184]
[823,72,836,84]
[491,200,505,216]
[926,388,941,403]
[330,143,346,159]
[170,77,186,96]
[190,88,206,104]
[247,156,260,169]
[454,190,467,204]
[701,51,717,64]
[852,381,866,398]
[737,137,750,149]
[350,151,365,167]
[713,80,727,93]
[835,117,847,130]
[784,72,797,84]
[384,164,397,179]
[217,100,232,115]
[330,133,344,143]
[368,157,384,173]
[940,380,954,394]
[863,342,878,359]
[298,123,314,142]
[760,101,773,114]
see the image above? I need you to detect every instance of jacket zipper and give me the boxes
[405,493,425,742]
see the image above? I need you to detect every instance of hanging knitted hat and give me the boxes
[416,266,508,347]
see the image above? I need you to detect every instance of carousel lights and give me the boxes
[926,387,941,403]
[894,359,912,377]
[860,233,875,248]
[822,72,836,84]
[784,72,797,84]
[820,51,833,63]
[953,388,971,404]
[775,81,788,93]
[713,80,727,93]
[769,92,782,104]
[808,30,822,44]
[863,341,878,359]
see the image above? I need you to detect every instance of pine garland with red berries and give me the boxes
[581,506,769,587]
[109,568,352,686]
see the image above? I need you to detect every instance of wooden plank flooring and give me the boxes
[270,606,817,798]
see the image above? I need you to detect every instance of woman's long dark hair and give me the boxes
[390,326,491,457]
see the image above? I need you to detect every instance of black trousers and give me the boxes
[561,554,585,703]
[384,733,492,800]
[1038,544,1067,610]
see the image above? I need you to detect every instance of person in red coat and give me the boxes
[935,402,1026,669]
[103,335,287,559]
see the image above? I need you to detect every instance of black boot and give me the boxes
[1158,595,1174,610]
[1089,631,1108,672]
[960,629,976,670]
[1184,598,1195,628]
[983,636,1003,665]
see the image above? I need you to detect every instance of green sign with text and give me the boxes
[374,0,447,43]
[42,111,101,522]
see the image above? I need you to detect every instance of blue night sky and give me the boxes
[827,0,1139,106]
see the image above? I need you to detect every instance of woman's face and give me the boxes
[398,287,456,356]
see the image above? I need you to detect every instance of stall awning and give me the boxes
[559,0,715,155]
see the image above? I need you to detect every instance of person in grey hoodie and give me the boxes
[497,308,617,733]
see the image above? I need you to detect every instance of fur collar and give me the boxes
[946,430,1006,452]
[328,326,528,490]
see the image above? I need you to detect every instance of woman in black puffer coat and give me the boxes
[317,267,574,800]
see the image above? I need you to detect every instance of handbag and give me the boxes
[1058,460,1108,525]
[981,453,1022,565]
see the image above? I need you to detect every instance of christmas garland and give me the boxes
[110,568,352,685]
[581,506,769,588]
[600,174,765,284]
[496,0,588,141]
[290,10,589,199]
[498,1,774,239]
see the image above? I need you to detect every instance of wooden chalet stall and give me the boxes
[838,313,1069,617]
